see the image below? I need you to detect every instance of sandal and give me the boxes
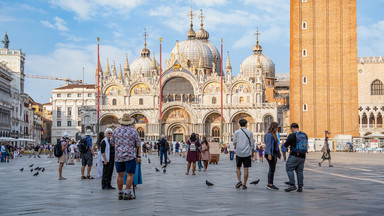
[329,165,334,167]
[87,175,95,179]
[81,176,86,180]
[185,173,189,175]
[318,162,321,167]
[242,185,247,190]
[192,172,196,175]
[236,181,242,189]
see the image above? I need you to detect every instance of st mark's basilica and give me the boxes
[83,10,288,143]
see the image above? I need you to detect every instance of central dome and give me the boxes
[170,37,214,69]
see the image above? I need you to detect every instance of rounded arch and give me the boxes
[128,82,153,96]
[100,114,119,131]
[162,104,197,124]
[230,111,254,123]
[162,107,191,124]
[130,114,148,124]
[104,84,125,96]
[203,82,223,94]
[162,76,196,103]
[203,111,225,123]
[263,114,275,133]
[231,81,253,94]
[364,132,372,136]
[362,112,368,124]
[166,122,188,142]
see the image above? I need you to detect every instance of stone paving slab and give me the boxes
[0,152,383,215]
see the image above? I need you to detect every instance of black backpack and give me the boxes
[54,141,63,157]
[79,138,89,154]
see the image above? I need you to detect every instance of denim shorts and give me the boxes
[115,159,136,174]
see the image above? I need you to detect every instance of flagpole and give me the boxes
[159,37,162,140]
[96,37,100,137]
[220,38,223,146]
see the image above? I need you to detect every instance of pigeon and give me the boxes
[20,168,24,171]
[38,167,42,171]
[29,164,34,167]
[148,158,151,164]
[163,169,166,174]
[206,180,214,187]
[33,172,39,176]
[250,180,260,185]
[42,168,45,172]
[34,166,40,170]
[155,168,160,172]
[30,168,33,172]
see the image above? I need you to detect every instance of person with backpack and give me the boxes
[80,129,95,179]
[186,133,200,175]
[233,119,254,190]
[284,123,308,192]
[264,122,281,191]
[56,132,70,180]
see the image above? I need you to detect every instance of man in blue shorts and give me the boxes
[111,114,141,200]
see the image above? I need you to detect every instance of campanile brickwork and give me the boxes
[290,0,359,138]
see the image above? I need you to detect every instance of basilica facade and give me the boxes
[87,16,280,143]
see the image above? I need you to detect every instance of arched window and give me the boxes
[377,113,383,127]
[212,126,220,137]
[112,99,117,105]
[362,113,368,125]
[240,97,244,103]
[212,97,216,104]
[302,49,307,57]
[369,113,375,127]
[302,22,307,29]
[139,98,143,105]
[137,127,144,139]
[371,80,383,95]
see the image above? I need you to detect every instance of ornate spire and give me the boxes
[118,64,123,80]
[105,58,111,77]
[187,7,196,39]
[95,58,103,80]
[141,28,150,57]
[226,51,232,70]
[199,9,205,28]
[112,61,117,77]
[253,28,263,54]
[198,54,203,68]
[152,52,157,70]
[2,31,10,49]
[124,53,130,72]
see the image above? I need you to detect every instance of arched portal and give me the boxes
[131,114,148,141]
[231,112,254,134]
[162,107,191,141]
[204,112,223,142]
[100,115,119,132]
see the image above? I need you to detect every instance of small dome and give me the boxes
[196,27,209,41]
[187,25,196,39]
[253,44,263,53]
[141,47,150,57]
[241,53,275,78]
[131,55,159,76]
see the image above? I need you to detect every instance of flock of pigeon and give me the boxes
[20,164,45,177]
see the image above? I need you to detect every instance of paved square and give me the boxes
[0,152,383,215]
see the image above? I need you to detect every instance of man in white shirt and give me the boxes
[233,119,254,190]
[228,139,235,161]
[69,143,76,165]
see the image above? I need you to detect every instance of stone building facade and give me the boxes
[0,62,12,138]
[290,0,359,138]
[0,33,30,146]
[51,84,96,143]
[84,14,284,144]
[358,56,384,137]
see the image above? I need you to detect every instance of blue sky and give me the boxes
[0,0,383,103]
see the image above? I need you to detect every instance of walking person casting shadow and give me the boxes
[319,137,333,167]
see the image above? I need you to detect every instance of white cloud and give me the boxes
[41,16,69,31]
[189,0,227,7]
[48,0,144,20]
[0,14,16,22]
[358,20,384,57]
[24,43,136,102]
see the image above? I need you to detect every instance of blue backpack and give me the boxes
[293,131,308,154]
